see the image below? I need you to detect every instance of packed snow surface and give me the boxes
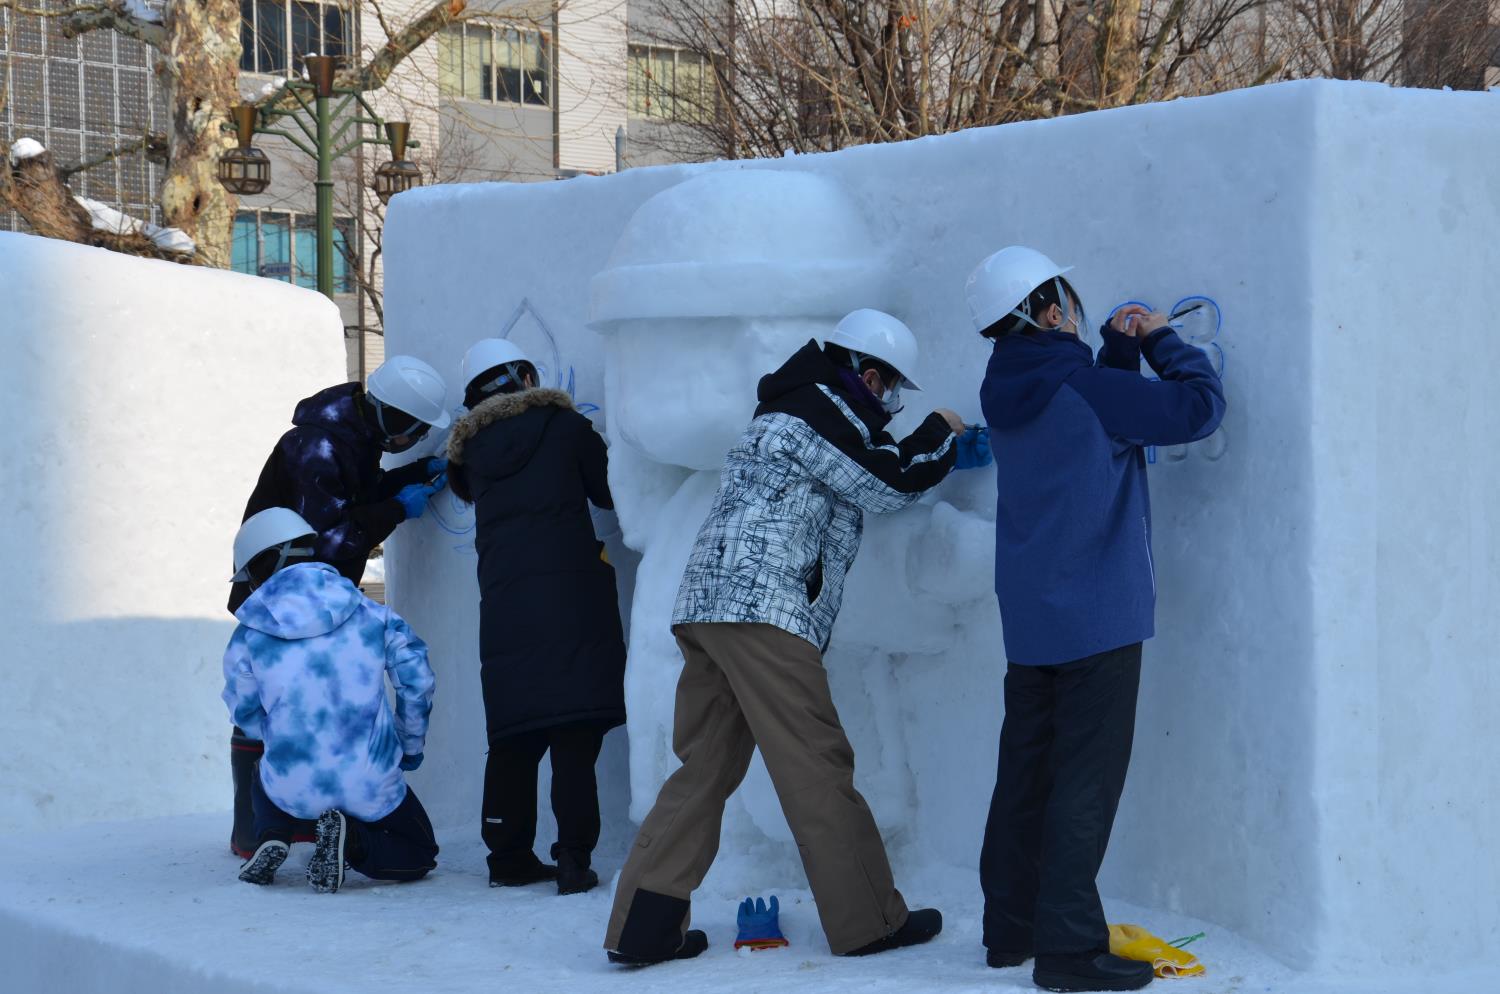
[380,77,1500,985]
[4,814,1488,994]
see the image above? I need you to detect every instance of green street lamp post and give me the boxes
[217,55,424,301]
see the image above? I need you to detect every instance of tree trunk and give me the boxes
[159,0,243,268]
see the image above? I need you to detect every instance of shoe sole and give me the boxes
[607,931,708,966]
[557,871,599,896]
[307,811,347,894]
[1034,971,1153,992]
[237,841,289,885]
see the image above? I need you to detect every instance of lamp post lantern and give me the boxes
[218,55,423,300]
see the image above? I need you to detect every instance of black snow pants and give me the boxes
[979,642,1143,957]
[251,774,439,882]
[482,722,607,876]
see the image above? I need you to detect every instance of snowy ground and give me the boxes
[0,814,1481,994]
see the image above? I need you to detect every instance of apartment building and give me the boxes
[2,0,716,374]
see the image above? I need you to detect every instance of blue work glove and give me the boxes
[954,426,993,471]
[396,473,445,520]
[424,457,448,481]
[399,752,423,772]
[735,895,789,950]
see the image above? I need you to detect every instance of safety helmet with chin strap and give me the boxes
[826,308,924,415]
[966,246,1078,335]
[365,355,452,448]
[461,339,534,402]
[231,507,318,585]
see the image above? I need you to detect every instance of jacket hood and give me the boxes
[982,331,1093,429]
[234,562,364,639]
[758,340,892,427]
[446,387,574,474]
[291,382,375,446]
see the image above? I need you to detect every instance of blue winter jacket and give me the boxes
[980,326,1226,666]
[221,562,435,822]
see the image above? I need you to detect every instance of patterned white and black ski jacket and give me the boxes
[673,340,958,650]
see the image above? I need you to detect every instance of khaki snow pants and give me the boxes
[604,622,909,958]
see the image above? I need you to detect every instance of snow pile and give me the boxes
[75,195,195,254]
[0,232,345,838]
[380,79,1500,980]
[121,0,163,24]
[9,137,46,163]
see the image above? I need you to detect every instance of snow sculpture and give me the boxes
[0,233,344,836]
[383,81,1500,977]
[589,170,995,863]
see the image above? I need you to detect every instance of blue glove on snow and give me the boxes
[735,895,789,950]
[399,752,423,772]
[396,474,445,520]
[954,426,993,471]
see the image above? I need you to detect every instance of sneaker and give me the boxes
[841,908,943,956]
[237,840,289,886]
[987,948,1031,968]
[1033,951,1154,992]
[607,929,709,966]
[306,810,348,894]
[488,853,558,888]
[556,850,598,896]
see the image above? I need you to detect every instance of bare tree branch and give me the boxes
[0,0,170,48]
[59,133,168,178]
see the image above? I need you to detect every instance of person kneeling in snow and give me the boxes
[604,310,987,965]
[223,507,439,893]
[226,356,451,860]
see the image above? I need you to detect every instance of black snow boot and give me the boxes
[229,730,263,859]
[842,908,944,957]
[555,849,598,896]
[306,810,348,894]
[488,852,558,888]
[1033,951,1154,992]
[607,930,709,966]
[237,840,289,886]
[987,948,1031,968]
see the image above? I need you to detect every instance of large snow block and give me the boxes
[381,81,1500,974]
[0,234,345,837]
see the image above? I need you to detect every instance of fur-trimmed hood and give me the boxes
[447,388,575,465]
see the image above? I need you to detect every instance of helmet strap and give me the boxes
[246,539,317,591]
[369,393,427,447]
[1008,278,1081,335]
[477,362,527,398]
[846,352,905,415]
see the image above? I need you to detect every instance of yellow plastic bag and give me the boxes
[1108,924,1206,979]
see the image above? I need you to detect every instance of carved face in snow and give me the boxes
[604,316,830,472]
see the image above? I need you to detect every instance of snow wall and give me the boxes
[381,80,1500,974]
[0,233,346,837]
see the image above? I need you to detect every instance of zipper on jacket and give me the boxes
[1143,516,1156,597]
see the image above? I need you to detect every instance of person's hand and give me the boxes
[934,408,965,435]
[1109,304,1168,338]
[399,752,423,772]
[954,426,993,471]
[396,479,442,520]
[424,457,449,481]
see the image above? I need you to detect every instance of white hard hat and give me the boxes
[965,246,1073,333]
[461,338,532,391]
[232,507,316,582]
[367,355,451,429]
[826,309,924,391]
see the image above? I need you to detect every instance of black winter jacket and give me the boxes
[230,382,431,612]
[447,388,626,741]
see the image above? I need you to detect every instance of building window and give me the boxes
[240,0,350,75]
[233,209,355,293]
[628,45,715,122]
[438,24,550,106]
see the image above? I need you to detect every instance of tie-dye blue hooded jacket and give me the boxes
[222,562,435,822]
